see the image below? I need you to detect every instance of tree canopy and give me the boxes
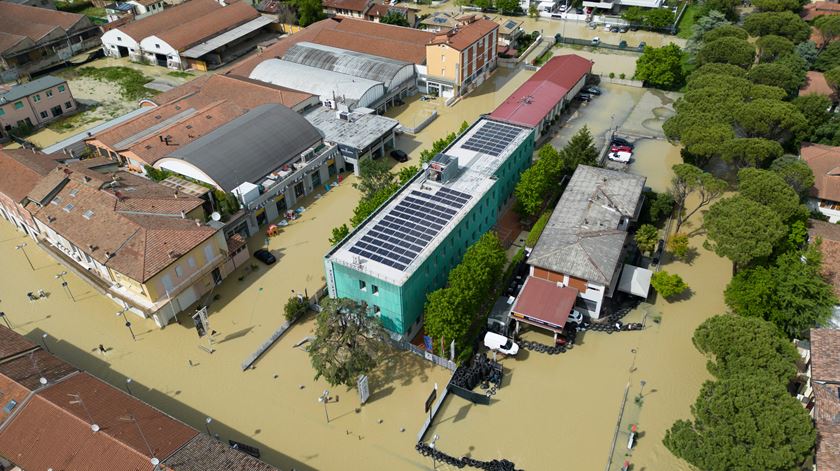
[308,298,386,387]
[664,376,816,471]
[769,155,815,198]
[752,0,801,11]
[703,24,749,42]
[669,164,727,232]
[634,224,659,253]
[353,158,395,199]
[651,271,689,299]
[815,15,840,48]
[743,11,811,43]
[379,10,409,26]
[732,99,807,142]
[815,41,840,71]
[697,36,756,69]
[290,0,324,26]
[559,125,599,171]
[737,168,808,223]
[720,138,784,168]
[756,35,795,63]
[635,43,685,88]
[703,195,787,267]
[693,315,799,385]
[724,247,837,338]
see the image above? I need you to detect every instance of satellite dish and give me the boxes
[91,424,100,432]
[39,377,47,385]
[210,212,221,221]
[151,458,160,466]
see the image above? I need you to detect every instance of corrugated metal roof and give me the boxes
[249,58,384,106]
[163,104,323,192]
[42,107,150,155]
[0,75,65,104]
[181,15,273,58]
[283,41,414,90]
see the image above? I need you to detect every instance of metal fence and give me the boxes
[394,339,458,371]
[556,36,646,53]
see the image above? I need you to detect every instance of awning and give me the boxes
[511,276,578,334]
[617,264,652,298]
[181,16,274,58]
[582,1,614,7]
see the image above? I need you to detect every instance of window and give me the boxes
[204,244,214,263]
[373,305,381,317]
[117,36,122,41]
[188,257,196,268]
[156,44,161,49]
[69,188,79,197]
[13,101,23,110]
[0,108,4,116]
[39,111,48,119]
[46,90,53,97]
[175,265,183,277]
[63,203,74,213]
[372,284,379,295]
[33,94,40,102]
[65,101,72,110]
[58,85,65,92]
[82,209,94,220]
[359,280,367,291]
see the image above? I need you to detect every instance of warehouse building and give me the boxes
[324,117,534,337]
[304,106,399,174]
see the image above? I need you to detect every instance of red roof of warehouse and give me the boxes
[490,54,592,128]
[511,276,578,330]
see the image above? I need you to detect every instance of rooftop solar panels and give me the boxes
[460,121,522,157]
[347,188,472,271]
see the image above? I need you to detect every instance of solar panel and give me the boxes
[461,121,522,157]
[348,187,472,272]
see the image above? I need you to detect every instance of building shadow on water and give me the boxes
[27,327,318,471]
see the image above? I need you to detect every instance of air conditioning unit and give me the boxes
[338,111,350,121]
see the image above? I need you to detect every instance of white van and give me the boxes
[484,331,519,356]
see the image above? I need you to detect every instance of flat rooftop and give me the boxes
[328,117,531,286]
[304,107,399,152]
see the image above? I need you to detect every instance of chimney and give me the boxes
[174,189,179,198]
[159,135,164,142]
[194,219,200,227]
[168,250,176,259]
[105,251,112,258]
[180,210,186,219]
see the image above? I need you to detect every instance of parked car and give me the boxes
[588,21,597,29]
[584,86,601,95]
[568,309,584,325]
[576,93,592,102]
[611,137,634,148]
[611,145,633,153]
[576,7,584,13]
[610,26,620,32]
[608,151,632,163]
[619,26,628,33]
[638,41,647,49]
[254,249,276,265]
[390,149,408,162]
[591,36,600,45]
[651,239,665,265]
[484,331,519,356]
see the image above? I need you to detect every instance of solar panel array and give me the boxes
[461,121,522,157]
[348,187,472,271]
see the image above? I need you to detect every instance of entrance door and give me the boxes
[212,267,222,285]
[155,53,167,67]
[50,105,63,118]
[117,45,129,57]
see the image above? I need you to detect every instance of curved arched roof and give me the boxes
[283,42,415,90]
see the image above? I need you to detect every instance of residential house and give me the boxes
[800,71,837,104]
[0,76,77,138]
[0,147,58,237]
[26,159,229,325]
[808,328,840,471]
[494,16,523,47]
[424,15,499,98]
[0,2,101,79]
[325,118,534,337]
[808,220,840,327]
[801,143,840,222]
[322,0,369,19]
[420,11,458,32]
[1,0,56,10]
[105,0,165,22]
[803,1,840,21]
[0,326,279,471]
[528,165,646,319]
[255,0,303,33]
[364,3,417,26]
[101,0,272,70]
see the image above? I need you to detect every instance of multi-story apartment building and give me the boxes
[424,15,498,98]
[0,76,77,139]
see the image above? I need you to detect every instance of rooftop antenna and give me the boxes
[120,414,156,460]
[67,393,99,432]
[28,351,47,387]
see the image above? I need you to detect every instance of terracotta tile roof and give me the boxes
[817,422,840,471]
[0,31,29,53]
[809,220,840,297]
[119,0,222,42]
[365,2,415,17]
[0,374,29,426]
[428,18,498,51]
[800,71,836,100]
[30,165,215,283]
[226,232,246,253]
[812,328,840,381]
[323,0,369,12]
[230,17,434,74]
[156,1,260,51]
[0,3,87,43]
[803,1,840,21]
[0,372,197,470]
[163,434,279,470]
[0,148,58,203]
[0,326,37,361]
[811,329,840,471]
[0,349,78,391]
[801,143,840,202]
[511,276,578,330]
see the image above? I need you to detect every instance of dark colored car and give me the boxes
[584,86,601,95]
[619,26,628,33]
[575,7,584,13]
[254,249,276,265]
[611,136,634,148]
[651,239,665,265]
[610,26,619,32]
[576,93,592,102]
[390,149,409,162]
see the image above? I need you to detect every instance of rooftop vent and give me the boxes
[83,209,94,220]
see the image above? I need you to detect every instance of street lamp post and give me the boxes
[640,380,647,398]
[205,417,213,436]
[41,333,51,353]
[0,311,10,329]
[126,378,133,396]
[16,243,33,271]
[429,434,440,470]
[116,310,136,341]
[318,390,330,423]
[55,271,75,302]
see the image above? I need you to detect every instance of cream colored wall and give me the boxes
[0,82,75,129]
[144,230,225,300]
[425,43,461,83]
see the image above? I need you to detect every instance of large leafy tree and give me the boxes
[634,224,659,253]
[700,0,739,20]
[719,138,784,168]
[685,11,730,56]
[815,41,840,71]
[353,158,395,199]
[693,315,799,385]
[743,11,811,43]
[793,94,833,134]
[688,62,747,80]
[495,0,519,14]
[350,185,396,227]
[732,99,807,142]
[703,196,787,268]
[379,10,409,26]
[669,164,727,232]
[651,271,689,299]
[756,34,794,63]
[769,155,815,198]
[795,40,819,68]
[290,0,324,27]
[643,8,675,28]
[815,15,840,49]
[747,63,801,95]
[514,144,561,217]
[697,37,756,69]
[703,24,749,42]
[664,376,816,471]
[635,43,685,88]
[559,126,599,171]
[752,0,801,11]
[737,168,808,223]
[308,298,387,388]
[725,247,837,338]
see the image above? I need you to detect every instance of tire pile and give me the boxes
[451,354,503,391]
[518,339,568,355]
[415,442,521,471]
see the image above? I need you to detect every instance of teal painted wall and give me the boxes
[328,125,535,335]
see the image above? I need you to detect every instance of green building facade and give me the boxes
[324,118,534,337]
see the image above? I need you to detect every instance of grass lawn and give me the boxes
[534,49,554,66]
[46,107,100,133]
[76,66,157,101]
[166,71,193,79]
[676,4,700,39]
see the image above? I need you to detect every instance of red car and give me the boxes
[611,145,633,153]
